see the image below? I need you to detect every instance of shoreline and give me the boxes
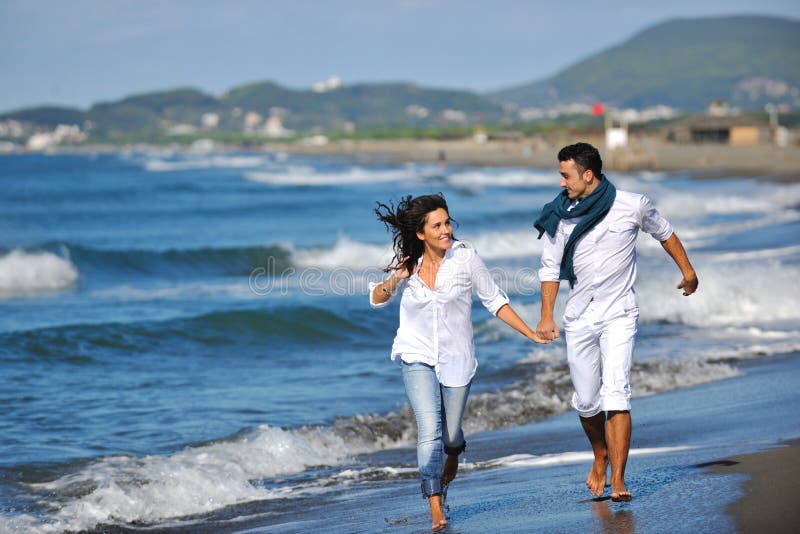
[263,137,800,181]
[4,136,799,181]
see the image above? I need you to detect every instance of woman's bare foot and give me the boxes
[428,494,448,531]
[442,453,459,485]
[586,456,608,497]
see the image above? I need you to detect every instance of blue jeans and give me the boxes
[401,361,471,497]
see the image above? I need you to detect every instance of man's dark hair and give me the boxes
[558,142,603,177]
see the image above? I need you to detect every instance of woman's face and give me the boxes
[417,208,452,254]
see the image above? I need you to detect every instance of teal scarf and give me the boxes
[534,175,616,287]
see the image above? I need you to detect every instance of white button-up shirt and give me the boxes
[370,241,509,387]
[538,190,673,323]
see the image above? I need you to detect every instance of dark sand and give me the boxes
[712,441,800,534]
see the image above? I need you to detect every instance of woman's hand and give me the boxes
[536,317,560,341]
[528,331,550,344]
[394,256,413,279]
[495,305,550,344]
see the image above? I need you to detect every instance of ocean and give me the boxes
[1,150,799,532]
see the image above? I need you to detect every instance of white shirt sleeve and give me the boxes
[368,275,406,309]
[538,223,565,283]
[469,250,509,315]
[639,195,673,242]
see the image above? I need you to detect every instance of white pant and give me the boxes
[564,301,638,418]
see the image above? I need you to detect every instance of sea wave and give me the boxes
[3,346,755,532]
[142,154,273,172]
[445,168,557,187]
[291,231,544,272]
[645,181,800,221]
[244,163,432,186]
[0,306,370,360]
[12,243,294,281]
[635,259,800,326]
[0,250,78,296]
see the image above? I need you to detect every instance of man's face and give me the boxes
[559,159,593,200]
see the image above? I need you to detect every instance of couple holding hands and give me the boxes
[369,142,698,531]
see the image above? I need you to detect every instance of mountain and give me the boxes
[490,15,800,111]
[217,81,508,130]
[1,81,507,140]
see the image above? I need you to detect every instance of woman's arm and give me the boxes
[496,304,549,344]
[370,272,403,305]
[369,259,412,307]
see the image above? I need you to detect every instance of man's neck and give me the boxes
[578,177,601,200]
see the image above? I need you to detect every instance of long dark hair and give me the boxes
[374,193,456,275]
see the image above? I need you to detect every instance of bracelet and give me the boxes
[381,276,396,295]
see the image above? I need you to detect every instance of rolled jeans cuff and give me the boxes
[444,440,466,456]
[421,479,442,498]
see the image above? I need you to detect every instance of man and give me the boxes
[534,142,698,501]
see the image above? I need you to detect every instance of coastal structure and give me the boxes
[665,114,771,145]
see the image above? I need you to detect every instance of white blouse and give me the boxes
[538,190,674,323]
[369,241,509,387]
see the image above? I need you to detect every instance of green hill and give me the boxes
[1,81,505,141]
[490,15,800,110]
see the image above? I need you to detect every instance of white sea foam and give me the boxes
[244,165,421,186]
[0,250,78,296]
[291,236,393,270]
[90,281,261,301]
[143,154,271,172]
[290,229,543,273]
[649,182,800,220]
[16,425,377,533]
[478,446,695,470]
[460,229,543,260]
[446,169,556,187]
[636,259,800,326]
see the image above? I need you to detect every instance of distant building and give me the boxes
[441,109,467,123]
[201,113,220,130]
[0,119,25,138]
[405,105,430,119]
[666,100,773,145]
[263,116,293,138]
[165,123,197,136]
[312,76,342,93]
[665,115,771,145]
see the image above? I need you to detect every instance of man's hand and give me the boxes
[677,271,698,296]
[536,317,560,341]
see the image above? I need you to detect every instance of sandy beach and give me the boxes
[713,441,800,533]
[266,136,800,180]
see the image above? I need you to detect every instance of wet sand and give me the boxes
[713,441,800,534]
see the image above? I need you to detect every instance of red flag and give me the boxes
[591,102,605,116]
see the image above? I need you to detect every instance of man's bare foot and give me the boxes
[610,480,632,502]
[428,494,448,531]
[586,456,608,497]
[442,453,459,485]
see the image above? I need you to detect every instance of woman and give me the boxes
[370,193,547,531]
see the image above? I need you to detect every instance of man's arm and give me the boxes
[660,233,698,296]
[536,281,561,340]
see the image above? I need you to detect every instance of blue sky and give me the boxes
[1,0,799,112]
